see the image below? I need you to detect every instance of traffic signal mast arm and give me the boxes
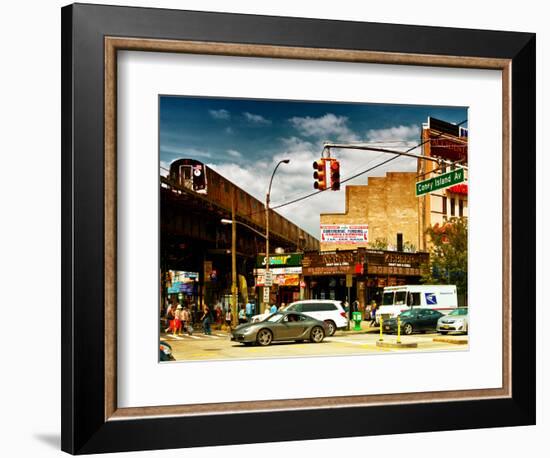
[322,142,468,170]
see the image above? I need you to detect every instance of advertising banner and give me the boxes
[320,224,369,244]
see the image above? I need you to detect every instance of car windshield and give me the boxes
[266,313,283,323]
[449,308,468,316]
[382,292,394,305]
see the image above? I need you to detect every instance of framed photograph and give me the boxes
[61,3,536,454]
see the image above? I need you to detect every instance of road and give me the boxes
[161,328,468,362]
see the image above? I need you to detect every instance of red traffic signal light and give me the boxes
[330,160,340,191]
[313,159,327,190]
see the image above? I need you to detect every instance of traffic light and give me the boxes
[313,159,327,190]
[330,159,340,191]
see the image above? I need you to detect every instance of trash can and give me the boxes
[352,312,362,331]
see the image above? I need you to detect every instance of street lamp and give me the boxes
[221,219,267,239]
[265,159,290,313]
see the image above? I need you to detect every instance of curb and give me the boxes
[433,337,468,345]
[376,340,418,348]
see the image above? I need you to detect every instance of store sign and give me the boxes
[320,224,369,243]
[263,287,270,303]
[303,266,357,276]
[254,267,302,275]
[277,274,300,286]
[264,271,273,287]
[167,281,195,294]
[256,253,303,268]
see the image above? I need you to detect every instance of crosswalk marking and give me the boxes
[162,333,229,341]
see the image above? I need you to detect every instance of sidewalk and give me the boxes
[334,321,379,336]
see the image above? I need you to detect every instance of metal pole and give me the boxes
[397,316,401,344]
[323,142,467,169]
[347,287,351,331]
[231,189,238,326]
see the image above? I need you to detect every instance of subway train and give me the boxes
[167,158,318,250]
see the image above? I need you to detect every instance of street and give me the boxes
[161,328,468,361]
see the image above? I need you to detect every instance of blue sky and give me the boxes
[160,96,467,237]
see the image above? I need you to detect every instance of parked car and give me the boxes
[250,304,289,323]
[382,308,444,335]
[436,307,469,334]
[284,300,348,336]
[159,340,175,362]
[231,311,327,346]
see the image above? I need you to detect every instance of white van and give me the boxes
[375,285,457,324]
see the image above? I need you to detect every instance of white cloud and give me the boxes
[161,146,212,159]
[366,124,420,143]
[225,127,234,134]
[227,149,242,158]
[160,161,170,177]
[289,113,359,142]
[206,124,421,237]
[209,109,230,120]
[243,112,271,124]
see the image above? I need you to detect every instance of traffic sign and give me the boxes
[415,168,465,197]
[264,271,273,286]
[263,287,270,303]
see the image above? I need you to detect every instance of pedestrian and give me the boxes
[369,300,377,326]
[270,303,278,314]
[238,305,247,325]
[215,305,222,328]
[225,307,233,331]
[173,304,183,336]
[245,301,253,322]
[352,300,360,313]
[181,306,190,335]
[279,302,286,311]
[201,305,212,335]
[164,302,175,333]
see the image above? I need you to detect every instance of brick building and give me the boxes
[320,172,420,252]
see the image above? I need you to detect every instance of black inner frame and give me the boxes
[61,3,535,455]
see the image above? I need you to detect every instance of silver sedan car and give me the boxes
[231,311,327,346]
[436,308,469,334]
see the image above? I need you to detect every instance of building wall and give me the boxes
[320,172,420,252]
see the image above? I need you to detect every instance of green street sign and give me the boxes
[415,168,465,197]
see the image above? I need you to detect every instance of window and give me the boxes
[442,196,447,215]
[395,291,407,305]
[287,303,301,312]
[319,303,337,311]
[459,199,464,217]
[382,292,394,305]
[408,292,421,306]
[301,303,316,312]
[450,198,455,216]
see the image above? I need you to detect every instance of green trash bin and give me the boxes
[352,311,362,331]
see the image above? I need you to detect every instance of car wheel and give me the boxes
[310,326,325,343]
[256,329,273,346]
[324,320,336,336]
[403,323,413,335]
